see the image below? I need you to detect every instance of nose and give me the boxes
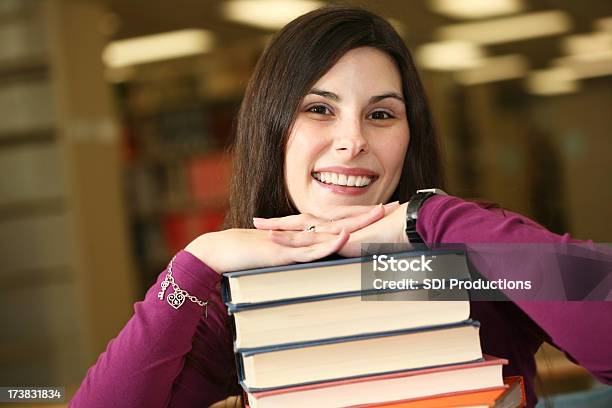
[332,117,368,159]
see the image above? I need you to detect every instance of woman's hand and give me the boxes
[338,202,409,257]
[253,202,408,258]
[185,203,399,274]
[253,201,400,233]
[184,227,349,275]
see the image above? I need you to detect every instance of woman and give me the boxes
[70,6,611,408]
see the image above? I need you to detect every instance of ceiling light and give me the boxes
[222,0,323,30]
[455,54,528,85]
[416,41,485,71]
[526,67,578,95]
[437,11,572,45]
[563,32,612,60]
[102,29,213,68]
[429,0,523,20]
[554,55,612,79]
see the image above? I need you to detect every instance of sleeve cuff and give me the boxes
[169,250,222,300]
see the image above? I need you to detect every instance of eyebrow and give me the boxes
[308,88,405,104]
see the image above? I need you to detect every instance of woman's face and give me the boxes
[285,46,409,219]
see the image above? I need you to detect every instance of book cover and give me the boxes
[246,356,508,408]
[222,248,471,305]
[236,319,482,392]
[357,376,525,408]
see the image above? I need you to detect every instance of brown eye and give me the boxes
[308,105,332,115]
[369,110,392,120]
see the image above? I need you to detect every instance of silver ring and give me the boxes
[305,225,316,232]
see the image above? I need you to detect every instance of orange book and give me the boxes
[244,356,515,408]
[357,376,525,408]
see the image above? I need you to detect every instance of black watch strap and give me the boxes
[405,188,447,244]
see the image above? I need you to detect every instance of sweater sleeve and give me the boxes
[70,249,236,408]
[416,195,612,385]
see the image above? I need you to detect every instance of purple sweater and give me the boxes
[70,195,612,407]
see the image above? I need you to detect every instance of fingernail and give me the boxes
[384,201,400,207]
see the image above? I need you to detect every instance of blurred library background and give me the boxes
[0,0,611,406]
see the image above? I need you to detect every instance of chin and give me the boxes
[315,195,374,211]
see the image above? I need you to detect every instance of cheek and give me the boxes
[284,122,325,195]
[376,130,409,177]
[285,121,327,172]
[284,141,303,194]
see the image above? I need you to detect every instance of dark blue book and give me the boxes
[221,248,471,306]
[234,319,482,392]
[226,287,470,349]
[221,248,472,349]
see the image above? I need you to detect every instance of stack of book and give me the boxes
[221,249,525,408]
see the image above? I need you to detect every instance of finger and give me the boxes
[290,229,350,263]
[317,204,385,234]
[253,214,317,231]
[383,201,401,214]
[254,201,400,232]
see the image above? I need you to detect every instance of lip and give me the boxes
[311,175,375,196]
[313,166,379,177]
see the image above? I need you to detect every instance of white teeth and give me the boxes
[313,172,373,187]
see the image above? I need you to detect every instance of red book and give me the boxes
[187,152,231,204]
[246,356,508,408]
[359,376,526,408]
[162,210,225,252]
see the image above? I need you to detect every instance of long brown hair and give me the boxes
[224,5,445,229]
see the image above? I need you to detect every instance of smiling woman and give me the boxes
[285,47,409,215]
[70,5,612,408]
[224,5,444,229]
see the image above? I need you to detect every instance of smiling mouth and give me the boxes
[311,171,377,188]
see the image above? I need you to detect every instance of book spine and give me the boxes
[220,275,232,306]
[235,350,246,387]
[229,313,237,343]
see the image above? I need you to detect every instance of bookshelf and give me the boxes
[112,45,251,294]
[0,0,136,397]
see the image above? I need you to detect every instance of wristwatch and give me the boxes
[405,188,447,244]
